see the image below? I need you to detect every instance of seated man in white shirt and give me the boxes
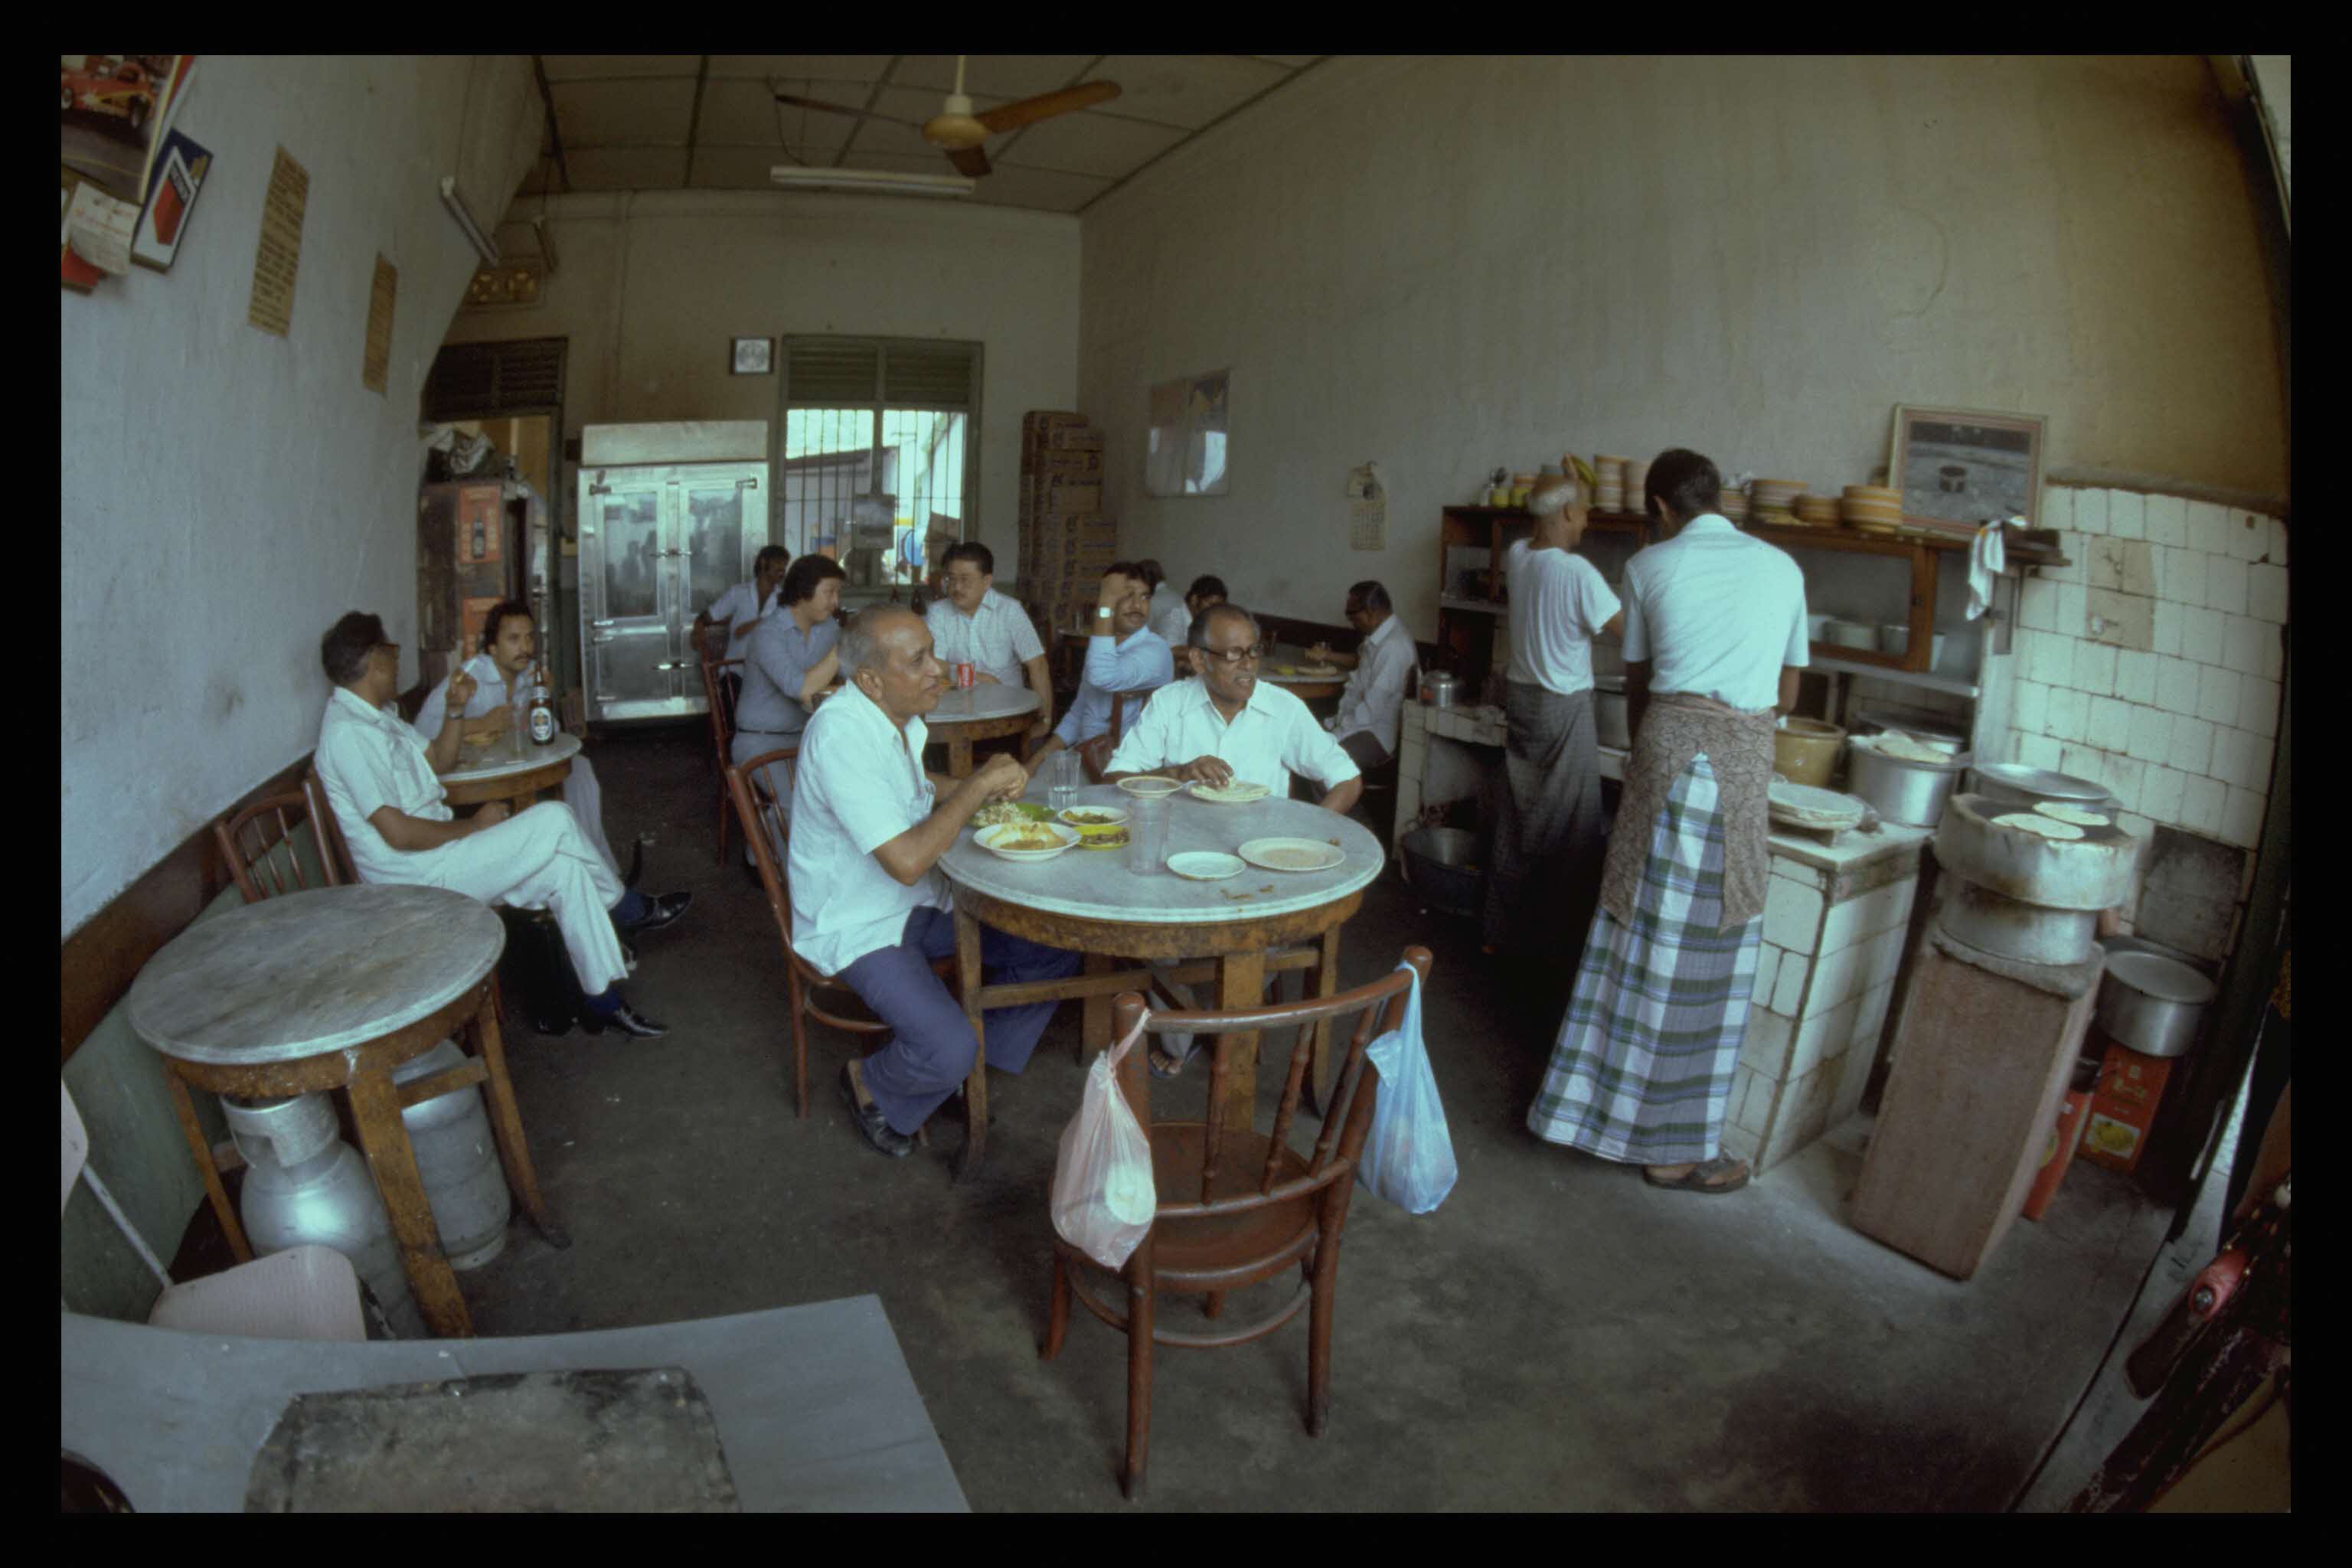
[1024,561,1174,779]
[1136,559,1189,651]
[795,607,1086,1159]
[1306,580,1419,771]
[312,612,671,1038]
[694,544,790,667]
[923,541,1054,744]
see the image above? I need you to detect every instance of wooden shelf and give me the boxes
[1808,656,1981,699]
[1438,595,1504,615]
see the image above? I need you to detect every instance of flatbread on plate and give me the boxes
[2034,802,2112,828]
[1994,812,2084,840]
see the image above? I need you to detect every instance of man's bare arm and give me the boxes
[368,801,508,852]
[1024,654,1054,737]
[872,754,1028,886]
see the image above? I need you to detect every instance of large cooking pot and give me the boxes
[1594,677,1630,749]
[1968,763,2112,812]
[1847,743,1971,828]
[1772,718,1845,788]
[2096,950,2217,1059]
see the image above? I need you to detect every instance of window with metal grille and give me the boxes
[423,338,565,423]
[780,338,980,593]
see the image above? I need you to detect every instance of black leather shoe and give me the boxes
[840,1065,914,1159]
[582,1001,668,1040]
[620,891,693,936]
[623,838,645,890]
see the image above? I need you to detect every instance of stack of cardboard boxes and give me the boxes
[1018,411,1116,633]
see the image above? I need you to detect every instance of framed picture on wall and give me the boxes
[1145,368,1230,497]
[1890,406,2047,528]
[730,336,773,375]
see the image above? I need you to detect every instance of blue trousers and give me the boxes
[839,906,1083,1135]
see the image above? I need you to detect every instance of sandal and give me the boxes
[1149,1033,1201,1080]
[1642,1156,1750,1194]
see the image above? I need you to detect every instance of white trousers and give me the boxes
[397,801,628,995]
[562,755,622,878]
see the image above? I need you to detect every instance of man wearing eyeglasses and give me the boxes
[1102,602,1362,815]
[922,541,1054,743]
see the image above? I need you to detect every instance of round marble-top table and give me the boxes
[442,728,582,810]
[125,884,567,1338]
[939,784,1385,1160]
[923,684,1043,778]
[1260,646,1348,703]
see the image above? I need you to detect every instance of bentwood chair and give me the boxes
[726,747,960,1125]
[301,770,358,885]
[700,656,746,867]
[1074,687,1161,784]
[1043,946,1436,1498]
[213,789,345,903]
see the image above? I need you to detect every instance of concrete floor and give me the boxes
[460,726,2174,1511]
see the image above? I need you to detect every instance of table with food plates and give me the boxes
[442,727,582,811]
[122,884,567,1339]
[1260,646,1347,702]
[923,684,1043,778]
[936,779,1385,1175]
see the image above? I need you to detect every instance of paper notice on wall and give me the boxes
[64,181,139,276]
[247,145,309,336]
[362,253,398,394]
[1348,462,1387,551]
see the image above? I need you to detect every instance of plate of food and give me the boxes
[1059,805,1132,850]
[1188,779,1272,805]
[1116,775,1184,799]
[973,822,1082,861]
[971,800,1055,829]
[1237,837,1346,874]
[1166,851,1247,880]
[1767,780,1867,831]
[1268,663,1341,678]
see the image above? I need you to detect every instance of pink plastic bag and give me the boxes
[1051,1011,1158,1269]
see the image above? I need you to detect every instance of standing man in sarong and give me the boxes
[1482,475,1622,962]
[1527,449,1808,1195]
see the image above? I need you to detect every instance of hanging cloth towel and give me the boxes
[1967,519,2011,620]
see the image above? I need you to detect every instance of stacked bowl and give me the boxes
[1593,454,1629,511]
[1841,484,1903,533]
[1792,494,1841,527]
[1622,458,1650,511]
[1717,486,1751,521]
[1749,478,1806,527]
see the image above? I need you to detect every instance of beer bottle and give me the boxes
[528,662,557,746]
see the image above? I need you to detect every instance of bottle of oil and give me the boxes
[527,661,557,746]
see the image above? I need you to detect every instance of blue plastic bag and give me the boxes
[1356,965,1457,1214]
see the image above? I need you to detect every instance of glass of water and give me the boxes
[1128,795,1169,874]
[1050,748,1080,811]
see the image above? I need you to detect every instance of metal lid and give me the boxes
[1969,763,2112,804]
[2105,950,2218,1006]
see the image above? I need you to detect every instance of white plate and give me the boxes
[1188,780,1272,804]
[1166,851,1246,880]
[1116,776,1184,798]
[973,822,1081,861]
[1237,837,1346,874]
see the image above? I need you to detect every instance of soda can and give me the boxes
[954,662,976,690]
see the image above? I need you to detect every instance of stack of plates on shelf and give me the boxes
[1751,478,1807,511]
[1622,459,1650,510]
[1717,487,1751,521]
[1841,484,1903,533]
[1792,494,1841,526]
[1593,454,1629,511]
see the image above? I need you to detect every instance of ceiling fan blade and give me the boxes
[945,145,992,178]
[771,92,866,118]
[974,80,1121,135]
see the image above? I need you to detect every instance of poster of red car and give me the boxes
[60,54,191,203]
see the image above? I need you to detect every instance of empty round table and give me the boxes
[125,884,567,1339]
[442,729,582,810]
[925,684,1042,777]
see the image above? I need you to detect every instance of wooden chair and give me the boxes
[1073,686,1159,784]
[1043,946,1436,1498]
[700,656,746,866]
[726,746,959,1126]
[302,769,358,884]
[213,789,343,904]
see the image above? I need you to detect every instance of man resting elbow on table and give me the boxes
[793,607,1084,1160]
[311,612,671,1040]
[1024,562,1174,780]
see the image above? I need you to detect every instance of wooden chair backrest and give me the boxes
[724,746,805,971]
[701,656,744,755]
[1110,946,1434,1215]
[213,790,341,903]
[301,770,358,885]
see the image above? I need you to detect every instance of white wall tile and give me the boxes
[2046,686,2087,740]
[2019,733,2063,771]
[2139,763,2186,825]
[2070,640,2117,696]
[2125,703,2171,764]
[2142,492,2188,548]
[2246,564,2287,625]
[2186,499,2233,555]
[2166,714,2213,776]
[2037,537,2083,585]
[1790,995,1860,1081]
[2211,727,2274,792]
[2204,554,2249,617]
[2040,486,2074,532]
[2158,545,2204,606]
[1833,1008,1883,1124]
[2221,613,2267,677]
[2086,694,2133,752]
[2056,582,2088,635]
[2259,623,2283,682]
[2155,654,2203,715]
[2112,648,2158,706]
[2025,629,2075,687]
[2267,518,2288,567]
[2105,492,2145,541]
[2223,786,2267,849]
[2013,678,2049,737]
[2218,508,2263,561]
[2179,773,2226,837]
[1762,877,1824,954]
[1753,943,1782,1008]
[2180,605,2224,666]
[1772,950,1810,1015]
[2196,665,2241,726]
[2151,598,2184,657]
[2019,577,2056,632]
[2243,678,2282,740]
[2100,753,2146,813]
[1807,942,1863,1019]
[2071,489,2107,535]
[1740,1007,1795,1075]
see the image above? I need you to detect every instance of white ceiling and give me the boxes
[519,54,1324,214]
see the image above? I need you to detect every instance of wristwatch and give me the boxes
[1094,605,1114,621]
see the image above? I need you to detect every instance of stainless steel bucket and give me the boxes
[1594,678,1630,750]
[1401,826,1483,917]
[1846,745,1969,828]
[391,1039,513,1271]
[2095,951,2216,1059]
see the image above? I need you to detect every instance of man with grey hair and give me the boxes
[1483,472,1623,959]
[789,606,1083,1158]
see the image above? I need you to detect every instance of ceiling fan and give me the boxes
[774,56,1122,178]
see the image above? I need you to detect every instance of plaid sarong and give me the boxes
[1527,755,1763,1165]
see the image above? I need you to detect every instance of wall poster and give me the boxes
[1890,406,2047,528]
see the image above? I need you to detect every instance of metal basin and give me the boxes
[1847,743,1971,828]
[1939,880,2102,966]
[1935,793,2138,911]
[1968,763,2113,811]
[2096,950,2216,1059]
[1401,826,1484,918]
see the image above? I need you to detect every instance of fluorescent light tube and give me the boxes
[439,175,500,266]
[769,167,976,198]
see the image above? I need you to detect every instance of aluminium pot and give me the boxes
[2096,950,2217,1060]
[1593,678,1630,750]
[1421,671,1460,710]
[1968,763,2113,812]
[1846,743,1971,828]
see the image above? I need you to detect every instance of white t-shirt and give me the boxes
[1504,540,1622,697]
[925,587,1044,688]
[316,687,454,884]
[1105,677,1361,796]
[707,579,779,628]
[787,684,952,977]
[411,652,524,741]
[1147,586,1192,650]
[1620,514,1809,711]
[1331,613,1419,754]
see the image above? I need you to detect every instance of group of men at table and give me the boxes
[310,537,1423,1158]
[310,445,1807,1194]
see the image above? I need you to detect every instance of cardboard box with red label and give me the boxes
[2079,1037,2176,1176]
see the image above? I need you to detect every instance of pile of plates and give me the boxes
[1749,479,1807,522]
[1593,454,1629,511]
[1717,486,1751,521]
[1841,485,1903,532]
[1622,459,1649,510]
[1768,779,1870,833]
[1792,495,1841,526]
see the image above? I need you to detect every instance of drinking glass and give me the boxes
[1128,795,1169,874]
[1050,749,1080,811]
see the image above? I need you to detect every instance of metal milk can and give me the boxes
[222,1092,426,1339]
[389,1038,513,1270]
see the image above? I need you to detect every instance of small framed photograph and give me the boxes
[730,336,773,376]
[1890,405,2047,528]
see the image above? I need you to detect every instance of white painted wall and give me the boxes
[444,191,1082,571]
[59,56,539,939]
[1079,55,2289,636]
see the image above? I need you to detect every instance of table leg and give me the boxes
[1214,950,1266,1132]
[468,983,570,1250]
[165,1067,252,1263]
[1305,927,1343,1116]
[949,736,974,779]
[952,908,988,1185]
[1080,952,1116,1061]
[345,1068,472,1338]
